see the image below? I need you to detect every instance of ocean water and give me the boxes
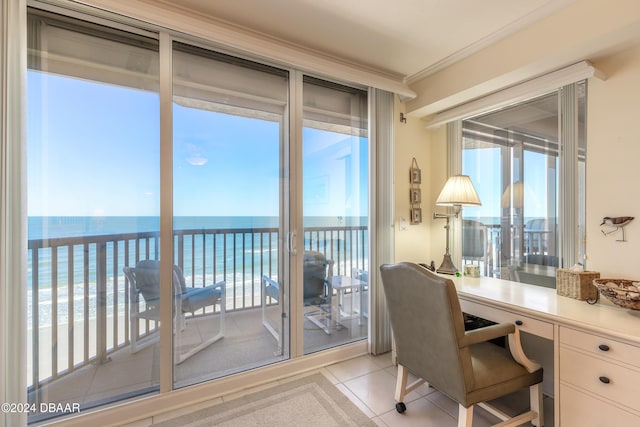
[28,216,368,327]
[28,215,367,240]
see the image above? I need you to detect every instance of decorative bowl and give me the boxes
[593,279,640,310]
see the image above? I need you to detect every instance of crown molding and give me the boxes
[63,0,415,98]
[406,0,575,85]
[425,60,604,129]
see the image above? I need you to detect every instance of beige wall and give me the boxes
[391,99,451,267]
[392,97,433,263]
[406,0,640,118]
[397,42,640,280]
[587,44,640,278]
[397,0,640,279]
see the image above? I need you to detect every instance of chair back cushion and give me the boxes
[303,251,329,301]
[172,264,189,294]
[133,260,162,303]
[380,262,471,403]
[132,260,184,304]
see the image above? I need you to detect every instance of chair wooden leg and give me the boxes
[395,364,409,402]
[394,364,429,414]
[530,383,544,426]
[458,404,473,427]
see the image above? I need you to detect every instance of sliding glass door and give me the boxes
[25,6,372,422]
[301,77,369,354]
[27,10,160,422]
[171,42,289,387]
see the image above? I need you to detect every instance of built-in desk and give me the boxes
[450,275,640,426]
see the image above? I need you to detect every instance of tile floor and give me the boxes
[322,353,554,426]
[143,352,554,427]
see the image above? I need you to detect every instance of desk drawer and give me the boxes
[459,299,553,340]
[560,383,640,426]
[560,326,640,368]
[560,346,640,412]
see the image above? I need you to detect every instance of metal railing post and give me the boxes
[96,242,109,364]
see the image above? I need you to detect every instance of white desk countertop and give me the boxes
[450,275,640,345]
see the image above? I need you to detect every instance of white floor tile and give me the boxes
[334,383,377,419]
[379,397,458,427]
[325,354,384,382]
[343,368,427,416]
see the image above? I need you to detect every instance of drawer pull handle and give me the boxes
[598,344,610,352]
[599,376,610,384]
[515,320,523,326]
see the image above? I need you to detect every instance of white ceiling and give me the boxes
[159,0,571,81]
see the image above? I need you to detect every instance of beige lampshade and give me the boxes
[501,181,525,209]
[436,175,481,207]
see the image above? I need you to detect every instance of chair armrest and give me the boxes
[263,276,280,300]
[184,281,225,298]
[460,322,541,373]
[263,276,279,290]
[508,327,542,373]
[459,322,515,347]
[179,281,225,313]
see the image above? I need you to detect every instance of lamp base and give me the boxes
[436,254,458,275]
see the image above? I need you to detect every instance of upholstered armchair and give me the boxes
[380,262,544,426]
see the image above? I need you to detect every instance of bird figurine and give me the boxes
[601,216,634,241]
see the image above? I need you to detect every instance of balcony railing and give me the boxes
[27,225,368,395]
[460,221,558,278]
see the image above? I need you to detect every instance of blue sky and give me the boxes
[27,71,367,219]
[28,71,160,217]
[463,146,554,220]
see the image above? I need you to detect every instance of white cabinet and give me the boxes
[559,326,640,425]
[560,384,640,426]
[452,275,640,427]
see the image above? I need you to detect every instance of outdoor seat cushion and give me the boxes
[180,282,224,313]
[264,279,279,300]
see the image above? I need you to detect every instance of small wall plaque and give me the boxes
[410,188,421,204]
[410,167,421,184]
[410,208,422,224]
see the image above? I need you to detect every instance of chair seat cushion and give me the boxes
[466,341,543,406]
[265,283,279,300]
[180,281,224,313]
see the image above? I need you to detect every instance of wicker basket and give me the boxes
[556,269,600,300]
[593,279,640,310]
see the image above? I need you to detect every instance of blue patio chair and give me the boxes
[262,275,283,355]
[123,260,225,364]
[261,251,334,342]
[302,251,334,334]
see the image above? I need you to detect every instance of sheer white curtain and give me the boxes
[1,1,27,426]
[369,88,394,354]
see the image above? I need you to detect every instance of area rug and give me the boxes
[153,373,376,426]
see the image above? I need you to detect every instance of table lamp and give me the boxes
[433,175,481,274]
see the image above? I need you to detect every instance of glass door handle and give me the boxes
[288,230,297,255]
